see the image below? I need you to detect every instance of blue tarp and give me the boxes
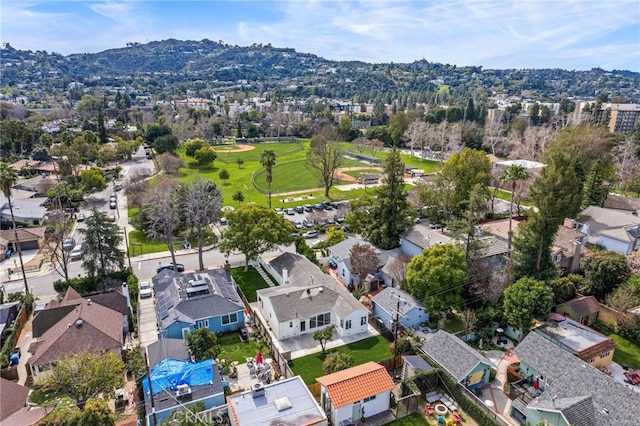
[143,358,214,396]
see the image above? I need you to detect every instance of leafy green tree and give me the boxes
[78,397,117,426]
[406,244,467,313]
[323,351,354,374]
[39,402,82,426]
[260,149,277,209]
[503,277,554,336]
[337,115,353,141]
[235,158,244,168]
[184,138,207,157]
[185,327,221,361]
[232,190,244,203]
[0,162,28,292]
[306,128,344,197]
[511,212,559,282]
[447,183,488,261]
[153,134,179,154]
[388,111,411,146]
[220,204,294,271]
[193,145,217,166]
[144,123,172,144]
[580,159,616,210]
[294,236,318,265]
[218,169,230,183]
[581,250,630,300]
[79,208,125,277]
[365,148,414,249]
[551,274,581,303]
[40,351,125,407]
[324,226,346,247]
[313,325,336,353]
[344,193,376,235]
[80,168,107,193]
[424,148,491,218]
[179,178,222,271]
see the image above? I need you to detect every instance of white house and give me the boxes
[578,206,640,255]
[317,361,395,425]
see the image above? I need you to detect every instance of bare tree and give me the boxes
[180,178,223,271]
[404,120,429,157]
[483,114,507,157]
[349,243,380,280]
[509,125,554,161]
[469,263,508,304]
[461,308,478,336]
[145,178,182,267]
[157,153,185,175]
[306,126,344,197]
[606,284,638,313]
[366,138,384,158]
[613,135,640,196]
[44,214,73,282]
[352,137,369,155]
[386,253,411,288]
[447,122,464,154]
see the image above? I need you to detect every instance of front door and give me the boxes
[300,320,306,332]
[352,402,362,421]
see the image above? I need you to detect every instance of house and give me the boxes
[143,358,227,426]
[317,361,395,425]
[603,194,640,213]
[556,296,600,326]
[256,281,369,341]
[510,332,640,426]
[33,286,129,338]
[371,287,429,331]
[0,191,48,225]
[0,301,20,345]
[0,227,46,252]
[420,330,492,390]
[152,268,245,339]
[0,378,49,426]
[400,223,508,268]
[327,237,400,289]
[578,206,640,254]
[401,355,433,381]
[27,297,124,382]
[227,376,327,426]
[145,338,190,368]
[533,314,616,368]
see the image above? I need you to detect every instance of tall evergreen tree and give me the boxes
[79,208,125,277]
[367,148,415,249]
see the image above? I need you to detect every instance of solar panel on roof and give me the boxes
[160,308,169,320]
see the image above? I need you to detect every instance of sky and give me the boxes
[2,1,639,72]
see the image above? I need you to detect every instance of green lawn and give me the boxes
[608,333,640,369]
[127,228,218,256]
[493,189,535,206]
[231,267,271,303]
[216,332,264,365]
[388,413,429,426]
[290,335,393,384]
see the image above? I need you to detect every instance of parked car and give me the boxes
[156,263,185,273]
[108,214,116,222]
[76,213,85,222]
[219,217,227,225]
[139,281,153,299]
[109,200,117,209]
[328,260,338,269]
[69,246,84,260]
[294,221,304,229]
[62,238,75,251]
[295,206,304,214]
[286,208,295,215]
[303,230,318,239]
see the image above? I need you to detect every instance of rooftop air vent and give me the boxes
[75,319,84,328]
[252,382,265,398]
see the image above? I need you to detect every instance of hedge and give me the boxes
[53,269,132,294]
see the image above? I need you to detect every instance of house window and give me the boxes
[342,270,345,277]
[197,319,209,329]
[364,395,376,402]
[588,357,595,363]
[553,253,562,262]
[340,319,344,328]
[290,321,293,328]
[361,316,367,326]
[310,313,330,329]
[222,313,238,325]
[345,320,352,330]
[599,352,610,359]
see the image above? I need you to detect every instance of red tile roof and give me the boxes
[316,362,394,408]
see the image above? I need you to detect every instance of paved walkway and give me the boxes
[481,350,519,426]
[250,261,275,287]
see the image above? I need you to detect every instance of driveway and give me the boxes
[138,295,158,347]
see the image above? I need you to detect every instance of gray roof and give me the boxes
[228,376,326,426]
[529,395,596,426]
[513,332,640,425]
[258,284,365,323]
[329,237,378,261]
[579,206,640,244]
[153,268,244,329]
[420,330,491,382]
[146,338,190,368]
[265,251,343,294]
[402,355,433,372]
[400,224,455,250]
[372,287,425,316]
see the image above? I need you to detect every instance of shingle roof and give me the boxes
[317,361,395,408]
[400,224,455,250]
[0,378,29,421]
[28,301,123,365]
[420,330,491,382]
[579,206,640,244]
[512,332,640,425]
[372,287,425,317]
[90,291,129,316]
[146,338,190,368]
[402,355,433,372]
[561,296,600,318]
[529,395,597,426]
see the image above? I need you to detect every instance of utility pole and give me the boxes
[390,291,405,372]
[144,351,157,426]
[123,226,132,269]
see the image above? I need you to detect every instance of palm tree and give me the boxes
[260,150,277,209]
[0,162,29,293]
[499,164,530,284]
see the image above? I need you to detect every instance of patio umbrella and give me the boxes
[533,377,539,390]
[256,351,263,364]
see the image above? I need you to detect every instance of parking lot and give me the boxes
[275,201,350,241]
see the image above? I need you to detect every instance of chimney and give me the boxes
[224,260,231,272]
[563,218,574,228]
[86,299,91,305]
[282,268,288,285]
[570,240,582,272]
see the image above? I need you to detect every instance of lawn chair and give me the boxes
[425,405,435,416]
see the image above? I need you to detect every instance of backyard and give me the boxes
[216,331,264,365]
[290,334,393,384]
[230,267,271,303]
